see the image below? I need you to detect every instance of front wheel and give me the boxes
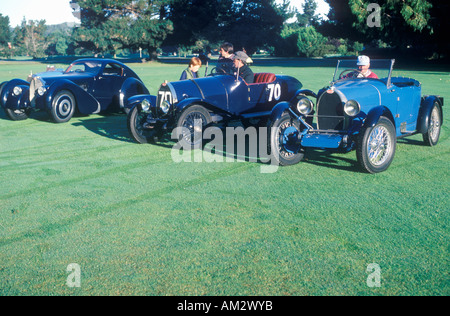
[4,108,30,121]
[356,116,396,174]
[268,112,304,166]
[422,102,442,146]
[175,105,212,150]
[127,105,155,144]
[50,90,76,123]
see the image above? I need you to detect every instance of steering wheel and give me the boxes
[338,69,363,80]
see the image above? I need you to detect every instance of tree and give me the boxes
[320,0,441,57]
[71,0,173,59]
[13,19,48,58]
[0,14,12,57]
[297,0,319,27]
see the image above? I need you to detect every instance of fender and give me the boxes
[269,101,291,123]
[174,97,224,115]
[45,79,100,115]
[417,96,444,134]
[364,106,395,129]
[296,89,318,99]
[1,79,30,109]
[120,78,150,109]
[126,94,156,110]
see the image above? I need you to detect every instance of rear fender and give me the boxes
[417,96,444,134]
[46,80,100,115]
[120,78,150,109]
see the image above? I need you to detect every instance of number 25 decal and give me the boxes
[267,83,281,102]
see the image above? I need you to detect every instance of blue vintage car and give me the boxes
[127,70,303,147]
[268,59,444,173]
[0,59,148,123]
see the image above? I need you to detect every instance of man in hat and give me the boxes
[355,55,378,79]
[233,51,254,84]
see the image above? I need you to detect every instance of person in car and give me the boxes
[233,51,254,84]
[180,57,202,80]
[217,42,235,74]
[355,55,378,79]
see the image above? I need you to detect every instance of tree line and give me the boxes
[0,0,447,60]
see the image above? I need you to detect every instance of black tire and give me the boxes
[127,105,154,144]
[50,90,76,123]
[356,116,396,174]
[268,112,304,166]
[422,102,442,146]
[4,108,30,121]
[176,105,212,150]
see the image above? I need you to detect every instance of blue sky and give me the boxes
[0,0,330,27]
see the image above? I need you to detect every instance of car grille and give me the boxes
[29,78,44,102]
[316,91,346,131]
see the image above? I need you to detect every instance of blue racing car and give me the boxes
[268,59,444,173]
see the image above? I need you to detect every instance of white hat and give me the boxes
[357,55,370,66]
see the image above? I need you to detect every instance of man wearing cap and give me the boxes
[233,51,254,84]
[355,55,378,79]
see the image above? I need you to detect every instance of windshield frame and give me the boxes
[332,59,395,86]
[64,61,103,75]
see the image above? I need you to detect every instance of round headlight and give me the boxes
[160,100,170,114]
[13,86,23,96]
[37,86,47,96]
[297,97,314,115]
[344,100,361,117]
[141,99,150,112]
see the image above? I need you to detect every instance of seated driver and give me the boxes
[355,55,378,79]
[233,51,254,84]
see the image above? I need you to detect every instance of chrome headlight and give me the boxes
[13,86,23,96]
[160,100,171,114]
[37,86,47,96]
[297,97,314,115]
[141,99,151,112]
[344,100,361,117]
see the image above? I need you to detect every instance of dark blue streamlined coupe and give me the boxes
[127,70,304,148]
[268,59,444,173]
[0,59,148,123]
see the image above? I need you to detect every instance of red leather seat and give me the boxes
[253,73,276,84]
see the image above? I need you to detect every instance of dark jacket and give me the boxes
[237,64,254,84]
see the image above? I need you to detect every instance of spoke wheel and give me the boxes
[176,105,212,150]
[423,103,442,146]
[127,105,155,144]
[269,112,304,166]
[357,116,396,173]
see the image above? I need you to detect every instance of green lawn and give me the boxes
[0,59,448,296]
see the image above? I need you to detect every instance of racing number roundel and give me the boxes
[268,83,281,102]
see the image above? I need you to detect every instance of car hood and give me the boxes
[32,71,95,85]
[330,79,385,107]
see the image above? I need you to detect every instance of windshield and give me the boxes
[333,59,394,82]
[65,61,102,74]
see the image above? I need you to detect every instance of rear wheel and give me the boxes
[268,112,304,166]
[357,116,396,173]
[422,102,442,146]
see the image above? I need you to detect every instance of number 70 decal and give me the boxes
[267,83,281,102]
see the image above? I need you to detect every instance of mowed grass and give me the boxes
[0,59,448,296]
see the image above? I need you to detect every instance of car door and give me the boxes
[93,62,125,111]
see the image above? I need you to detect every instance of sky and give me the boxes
[0,0,330,28]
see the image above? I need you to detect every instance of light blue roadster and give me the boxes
[268,59,444,173]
